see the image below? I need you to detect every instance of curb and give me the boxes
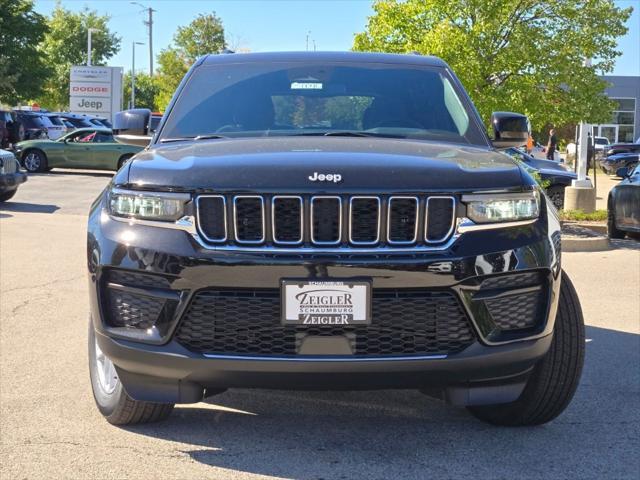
[574,223,607,234]
[561,235,610,252]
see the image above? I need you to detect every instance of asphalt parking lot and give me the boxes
[1,171,639,479]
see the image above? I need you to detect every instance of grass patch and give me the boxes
[559,209,608,221]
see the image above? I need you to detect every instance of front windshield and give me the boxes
[160,62,486,145]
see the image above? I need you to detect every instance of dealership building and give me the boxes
[592,75,640,143]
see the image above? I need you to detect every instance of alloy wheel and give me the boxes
[94,337,118,395]
[24,152,40,172]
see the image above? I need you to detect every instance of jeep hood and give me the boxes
[125,137,524,191]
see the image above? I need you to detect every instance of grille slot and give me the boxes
[234,196,265,243]
[174,289,475,356]
[311,196,342,244]
[425,197,455,243]
[349,197,380,244]
[387,197,418,244]
[272,196,303,244]
[197,196,227,242]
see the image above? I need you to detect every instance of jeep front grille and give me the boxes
[196,194,456,248]
[174,288,475,356]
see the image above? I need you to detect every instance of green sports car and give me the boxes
[14,128,143,173]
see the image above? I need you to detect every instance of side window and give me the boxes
[442,76,470,135]
[94,133,113,143]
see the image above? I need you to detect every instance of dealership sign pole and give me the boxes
[69,66,123,123]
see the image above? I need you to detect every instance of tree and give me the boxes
[155,48,189,111]
[37,2,120,109]
[353,0,632,133]
[155,13,227,110]
[0,0,49,104]
[174,13,226,61]
[123,72,160,111]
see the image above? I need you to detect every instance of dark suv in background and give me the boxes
[88,52,584,427]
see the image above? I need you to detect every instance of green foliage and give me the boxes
[0,0,49,103]
[155,48,189,112]
[559,209,608,221]
[353,0,632,131]
[37,2,120,110]
[155,13,226,111]
[174,13,226,62]
[122,72,160,111]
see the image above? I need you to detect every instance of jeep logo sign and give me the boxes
[73,98,104,110]
[308,172,343,183]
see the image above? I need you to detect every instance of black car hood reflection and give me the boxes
[126,137,524,191]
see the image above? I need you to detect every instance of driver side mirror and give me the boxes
[491,112,530,149]
[113,108,152,147]
[616,166,629,178]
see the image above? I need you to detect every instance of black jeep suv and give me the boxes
[88,52,584,426]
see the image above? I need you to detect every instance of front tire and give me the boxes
[546,185,565,210]
[88,320,174,425]
[117,154,133,170]
[607,197,626,239]
[468,272,585,426]
[22,149,47,173]
[0,190,17,202]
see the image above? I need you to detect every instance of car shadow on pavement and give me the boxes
[0,202,59,214]
[123,325,640,479]
[609,238,640,250]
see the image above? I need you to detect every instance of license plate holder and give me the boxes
[281,279,371,326]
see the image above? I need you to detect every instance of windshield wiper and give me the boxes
[159,134,227,143]
[323,131,376,137]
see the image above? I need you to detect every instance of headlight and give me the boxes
[108,188,190,221]
[462,191,539,224]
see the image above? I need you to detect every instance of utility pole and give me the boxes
[147,7,154,75]
[131,2,156,75]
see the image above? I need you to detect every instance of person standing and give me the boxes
[526,134,534,154]
[546,128,557,160]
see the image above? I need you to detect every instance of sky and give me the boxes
[34,0,640,76]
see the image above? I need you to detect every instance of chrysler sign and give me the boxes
[69,66,122,121]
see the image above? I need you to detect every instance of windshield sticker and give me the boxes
[291,81,323,90]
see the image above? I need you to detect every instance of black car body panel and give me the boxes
[0,149,27,197]
[606,143,640,157]
[609,165,640,233]
[89,52,564,407]
[600,153,639,174]
[127,138,523,191]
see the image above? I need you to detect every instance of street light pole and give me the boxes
[87,28,100,66]
[131,41,144,108]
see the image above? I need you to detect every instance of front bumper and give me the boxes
[0,171,27,193]
[88,198,562,405]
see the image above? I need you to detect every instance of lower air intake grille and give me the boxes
[174,289,475,356]
[479,271,547,331]
[106,290,165,329]
[485,291,543,330]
